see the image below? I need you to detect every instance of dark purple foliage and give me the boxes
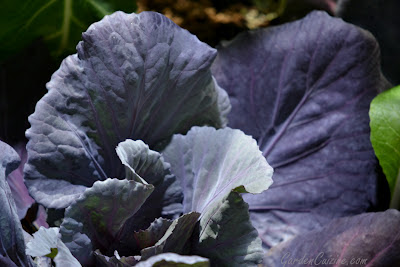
[4,6,398,266]
[0,140,33,267]
[212,11,389,248]
[6,144,34,220]
[264,209,400,266]
[24,11,228,209]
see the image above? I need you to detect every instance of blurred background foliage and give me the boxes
[1,0,399,146]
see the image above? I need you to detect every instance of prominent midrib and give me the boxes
[261,90,312,157]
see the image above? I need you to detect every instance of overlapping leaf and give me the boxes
[132,218,173,250]
[60,178,154,265]
[94,250,137,267]
[24,11,230,209]
[116,139,182,219]
[113,140,183,255]
[163,126,272,265]
[212,11,388,248]
[264,209,400,266]
[0,140,33,267]
[6,144,34,219]
[141,212,200,260]
[162,126,273,214]
[370,85,400,208]
[26,227,81,267]
[193,191,263,267]
[135,253,209,267]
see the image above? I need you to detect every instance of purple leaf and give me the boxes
[162,126,272,265]
[193,191,264,266]
[140,212,200,260]
[33,205,49,229]
[24,11,230,209]
[162,126,273,214]
[116,139,183,220]
[113,140,183,255]
[264,209,400,267]
[211,11,388,248]
[60,178,154,266]
[0,140,34,267]
[95,217,174,264]
[135,253,209,267]
[94,250,137,267]
[6,143,34,220]
[133,218,173,250]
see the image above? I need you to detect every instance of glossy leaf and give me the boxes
[162,126,273,214]
[26,226,81,267]
[370,85,400,208]
[163,126,271,266]
[212,11,388,248]
[264,209,400,267]
[24,11,229,209]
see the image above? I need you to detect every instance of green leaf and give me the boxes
[0,0,136,60]
[370,85,400,208]
[192,191,263,267]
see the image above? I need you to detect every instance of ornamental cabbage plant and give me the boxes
[1,9,400,267]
